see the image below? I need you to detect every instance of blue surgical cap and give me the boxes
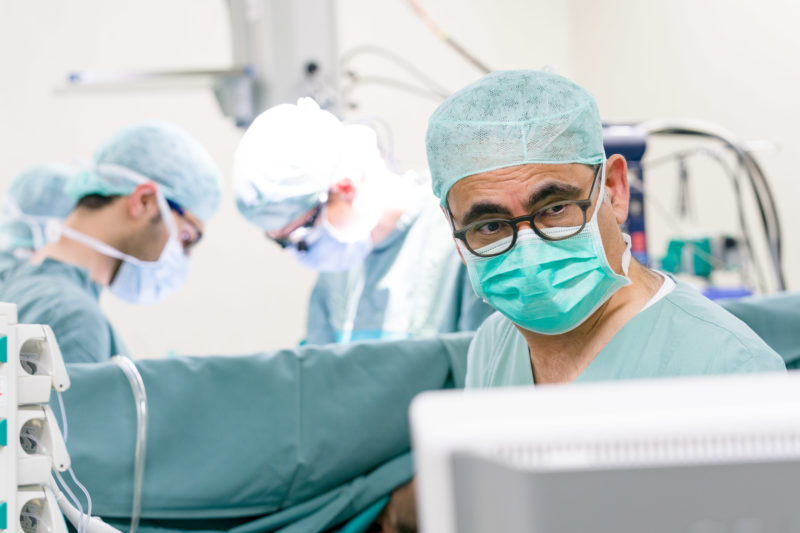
[0,163,78,251]
[67,121,223,223]
[425,70,605,206]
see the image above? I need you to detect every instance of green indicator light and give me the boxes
[0,335,6,363]
[0,419,5,446]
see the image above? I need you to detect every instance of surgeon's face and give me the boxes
[267,203,324,249]
[266,178,361,250]
[173,210,204,255]
[446,156,631,273]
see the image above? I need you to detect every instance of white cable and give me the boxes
[627,175,726,272]
[112,355,149,533]
[339,44,451,98]
[346,114,399,172]
[640,146,765,291]
[69,466,93,533]
[51,475,121,533]
[55,390,92,533]
[53,471,86,533]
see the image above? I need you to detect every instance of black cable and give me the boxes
[741,152,785,288]
[695,147,766,293]
[641,148,767,292]
[642,124,785,291]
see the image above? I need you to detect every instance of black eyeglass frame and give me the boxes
[166,198,204,250]
[272,193,328,250]
[450,165,603,258]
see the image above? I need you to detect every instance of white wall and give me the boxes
[337,0,574,169]
[568,0,800,291]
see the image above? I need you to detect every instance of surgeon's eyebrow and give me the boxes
[459,202,513,227]
[525,182,583,210]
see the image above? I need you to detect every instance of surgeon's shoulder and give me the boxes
[660,283,786,373]
[0,265,111,363]
[465,311,519,387]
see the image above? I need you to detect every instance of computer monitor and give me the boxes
[410,372,800,533]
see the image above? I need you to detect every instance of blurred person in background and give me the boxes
[0,121,222,363]
[234,98,492,345]
[0,163,77,280]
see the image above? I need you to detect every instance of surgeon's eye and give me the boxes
[544,204,567,216]
[536,202,583,228]
[473,220,505,235]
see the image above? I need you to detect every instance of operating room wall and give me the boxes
[0,0,573,357]
[567,0,800,292]
[337,0,575,171]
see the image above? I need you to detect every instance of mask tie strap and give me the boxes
[621,233,632,276]
[59,226,149,267]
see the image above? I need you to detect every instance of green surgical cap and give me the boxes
[0,163,78,251]
[67,121,223,223]
[426,70,605,205]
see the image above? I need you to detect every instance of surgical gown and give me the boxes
[305,195,493,344]
[58,333,473,532]
[0,257,127,363]
[466,282,786,388]
[721,291,800,369]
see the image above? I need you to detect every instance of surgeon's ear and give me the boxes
[127,183,159,220]
[604,155,630,225]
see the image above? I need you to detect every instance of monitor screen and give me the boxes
[411,372,800,533]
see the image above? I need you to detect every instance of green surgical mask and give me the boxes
[460,172,631,335]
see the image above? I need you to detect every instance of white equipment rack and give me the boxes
[0,302,70,533]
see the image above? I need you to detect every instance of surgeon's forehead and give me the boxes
[447,163,592,215]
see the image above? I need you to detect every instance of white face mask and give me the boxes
[60,165,190,305]
[290,211,374,272]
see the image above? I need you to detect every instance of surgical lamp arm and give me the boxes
[638,119,785,291]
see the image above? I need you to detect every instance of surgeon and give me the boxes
[424,69,785,387]
[0,163,77,280]
[234,98,492,344]
[374,70,787,533]
[0,121,222,363]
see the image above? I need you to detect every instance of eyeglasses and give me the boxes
[451,165,602,258]
[272,198,326,251]
[167,199,203,251]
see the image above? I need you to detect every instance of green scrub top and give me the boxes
[0,257,128,363]
[466,281,786,388]
[305,192,493,344]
